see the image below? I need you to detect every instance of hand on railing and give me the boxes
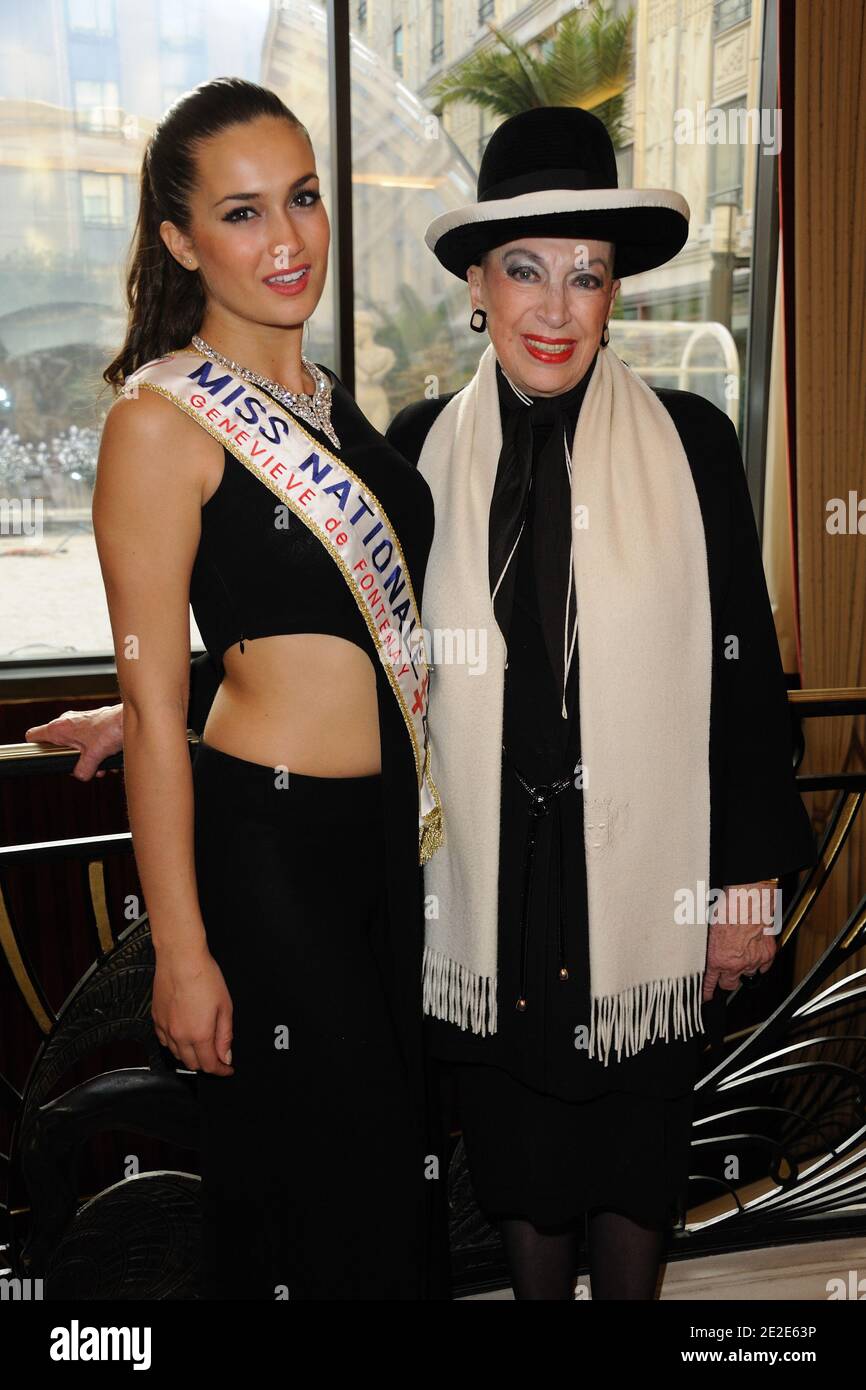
[702,879,780,999]
[24,703,124,781]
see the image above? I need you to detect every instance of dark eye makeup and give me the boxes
[222,188,322,223]
[505,262,603,288]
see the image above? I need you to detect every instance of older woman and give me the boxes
[384,106,816,1300]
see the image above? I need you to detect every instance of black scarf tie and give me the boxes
[488,351,599,711]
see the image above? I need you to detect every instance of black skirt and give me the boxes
[192,740,429,1299]
[454,1063,697,1228]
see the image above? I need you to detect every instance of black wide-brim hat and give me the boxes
[426,106,689,281]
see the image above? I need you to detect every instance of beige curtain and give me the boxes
[791,0,866,985]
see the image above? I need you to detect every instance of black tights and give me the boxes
[498,1207,665,1301]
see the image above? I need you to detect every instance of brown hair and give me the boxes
[103,76,310,393]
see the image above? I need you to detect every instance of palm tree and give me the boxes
[431,1,635,147]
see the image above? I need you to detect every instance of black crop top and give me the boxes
[189,365,434,679]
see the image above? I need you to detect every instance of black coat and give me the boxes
[385,381,816,887]
[382,378,818,1101]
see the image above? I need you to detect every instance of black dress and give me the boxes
[181,365,448,1295]
[385,358,817,1230]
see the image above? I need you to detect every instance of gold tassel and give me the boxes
[419,804,445,865]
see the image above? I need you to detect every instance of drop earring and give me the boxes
[469,307,488,333]
[600,322,610,348]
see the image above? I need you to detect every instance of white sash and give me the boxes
[123,350,443,865]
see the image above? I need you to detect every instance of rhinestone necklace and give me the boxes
[191,333,341,450]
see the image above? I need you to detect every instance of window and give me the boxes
[67,0,115,37]
[0,1,778,668]
[0,0,336,664]
[707,99,746,213]
[479,0,496,24]
[80,172,125,227]
[432,0,444,64]
[348,5,484,431]
[73,80,121,133]
[714,0,752,35]
[358,1,367,26]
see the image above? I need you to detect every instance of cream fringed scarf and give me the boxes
[417,342,713,1066]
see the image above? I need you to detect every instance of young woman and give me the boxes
[89,77,442,1301]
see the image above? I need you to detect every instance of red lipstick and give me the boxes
[521,333,577,363]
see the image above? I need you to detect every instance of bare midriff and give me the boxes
[185,373,382,778]
[200,634,382,775]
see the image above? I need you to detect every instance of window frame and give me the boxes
[1,0,782,691]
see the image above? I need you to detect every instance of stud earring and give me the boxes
[469,307,488,333]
